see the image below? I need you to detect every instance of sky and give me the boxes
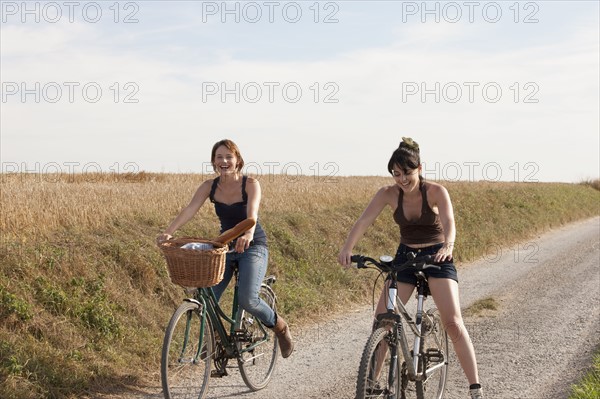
[1,0,599,182]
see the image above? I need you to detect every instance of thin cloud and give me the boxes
[1,3,598,181]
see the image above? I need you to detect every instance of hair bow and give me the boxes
[401,137,419,151]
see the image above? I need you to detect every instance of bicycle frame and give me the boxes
[379,271,445,382]
[184,263,271,364]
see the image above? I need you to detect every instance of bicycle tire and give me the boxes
[237,284,279,391]
[161,301,213,399]
[415,309,448,399]
[356,326,402,399]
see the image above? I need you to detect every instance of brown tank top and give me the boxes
[393,182,445,245]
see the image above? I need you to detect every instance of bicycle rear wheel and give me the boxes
[356,326,402,399]
[237,284,279,391]
[161,301,213,399]
[415,309,448,399]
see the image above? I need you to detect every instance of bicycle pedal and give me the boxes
[425,349,443,362]
[366,387,386,395]
[210,369,228,378]
[234,331,252,341]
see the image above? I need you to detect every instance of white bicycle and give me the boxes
[353,252,449,399]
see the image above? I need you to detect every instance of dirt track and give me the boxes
[93,216,600,399]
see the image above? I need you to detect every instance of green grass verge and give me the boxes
[569,351,600,399]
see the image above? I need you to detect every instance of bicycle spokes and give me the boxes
[161,303,212,399]
[414,310,448,399]
[237,285,278,391]
[357,328,401,399]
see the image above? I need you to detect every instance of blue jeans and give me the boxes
[211,245,276,328]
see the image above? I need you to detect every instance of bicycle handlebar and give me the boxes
[351,252,442,273]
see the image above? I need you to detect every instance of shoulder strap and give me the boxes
[209,177,219,203]
[397,185,404,207]
[420,181,430,213]
[241,176,248,204]
[394,186,406,223]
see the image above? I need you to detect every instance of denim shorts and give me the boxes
[393,243,458,285]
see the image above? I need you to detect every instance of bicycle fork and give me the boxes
[383,280,402,399]
[384,279,427,382]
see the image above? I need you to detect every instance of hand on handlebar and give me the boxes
[233,231,253,253]
[433,243,453,263]
[338,249,354,268]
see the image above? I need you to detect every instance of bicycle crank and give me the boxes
[212,342,230,378]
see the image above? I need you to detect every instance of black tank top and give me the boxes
[393,182,444,245]
[209,176,267,246]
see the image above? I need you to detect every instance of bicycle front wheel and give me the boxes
[161,301,213,399]
[237,284,279,391]
[356,326,402,399]
[415,309,448,399]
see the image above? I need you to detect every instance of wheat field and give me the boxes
[1,173,599,398]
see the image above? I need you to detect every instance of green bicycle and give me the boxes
[160,256,279,398]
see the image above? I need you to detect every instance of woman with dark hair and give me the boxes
[157,139,293,358]
[338,137,483,398]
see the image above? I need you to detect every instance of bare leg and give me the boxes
[428,277,480,385]
[375,279,415,317]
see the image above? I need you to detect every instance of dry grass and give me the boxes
[581,179,600,191]
[464,297,499,317]
[1,173,599,398]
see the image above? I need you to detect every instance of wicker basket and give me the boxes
[159,237,227,287]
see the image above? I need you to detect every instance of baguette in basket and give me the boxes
[213,218,256,244]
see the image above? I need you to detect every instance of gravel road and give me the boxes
[93,217,599,399]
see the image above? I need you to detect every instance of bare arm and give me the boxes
[156,180,212,244]
[428,183,456,262]
[338,186,396,266]
[235,177,261,252]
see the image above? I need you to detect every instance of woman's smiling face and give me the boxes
[213,145,239,175]
[392,164,420,192]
